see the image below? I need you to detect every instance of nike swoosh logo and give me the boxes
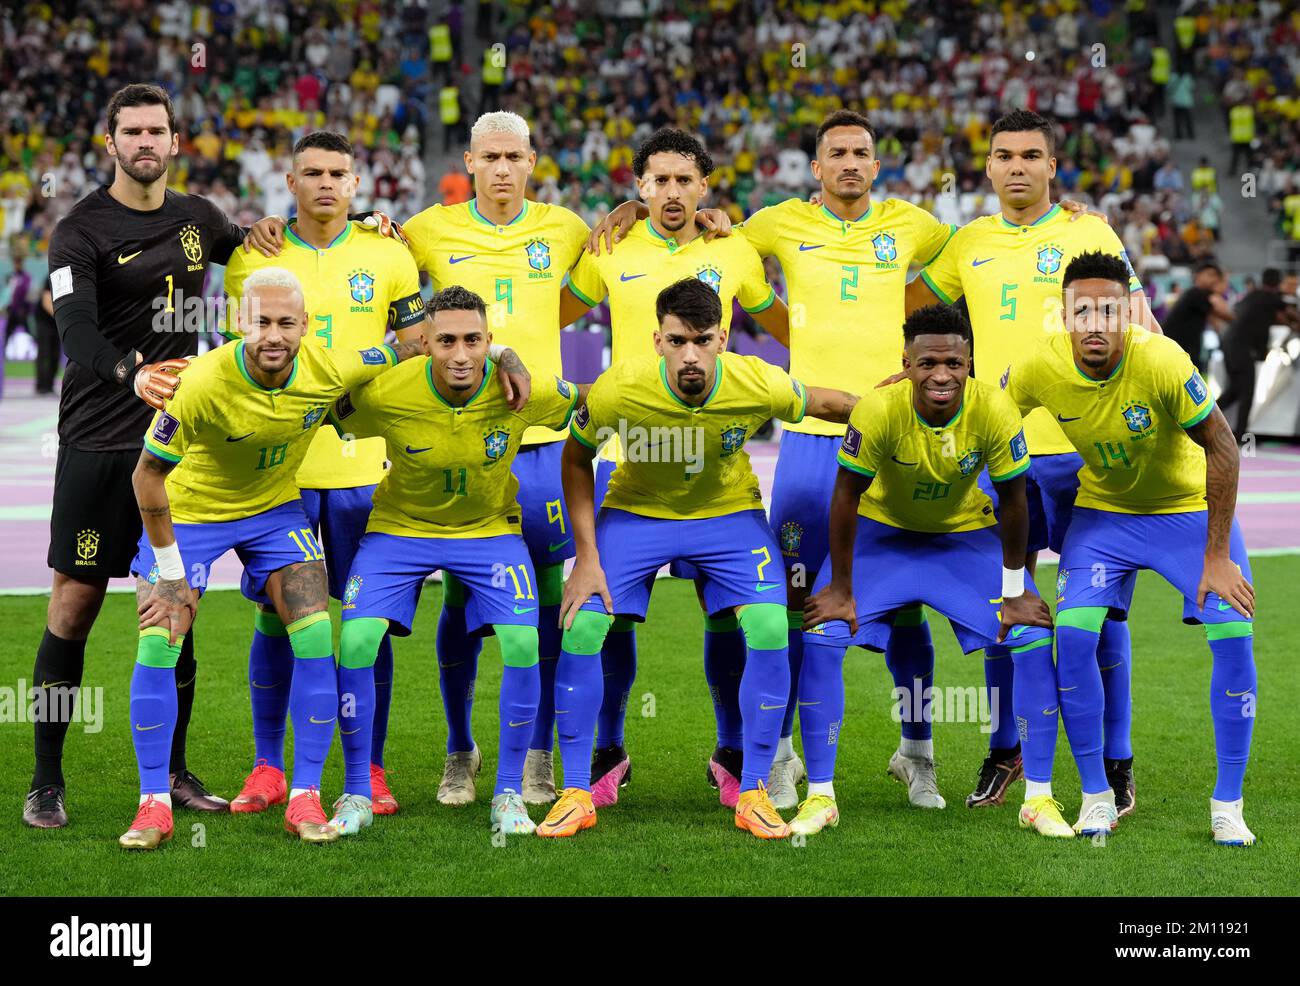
[250,680,278,689]
[438,661,463,669]
[40,680,71,688]
[513,606,536,614]
[309,715,336,725]
[448,254,476,264]
[797,700,821,707]
[1098,663,1121,672]
[619,272,646,281]
[1216,602,1237,611]
[341,727,360,735]
[554,710,569,715]
[1056,415,1081,423]
[134,722,163,731]
[797,242,824,251]
[971,257,994,267]
[891,455,917,466]
[227,433,255,442]
[1010,626,1026,637]
[1058,685,1078,692]
[118,250,142,265]
[405,445,432,454]
[759,702,783,710]
[755,583,781,592]
[508,719,534,727]
[1042,706,1059,716]
[549,538,573,552]
[1226,688,1253,697]
[548,807,576,826]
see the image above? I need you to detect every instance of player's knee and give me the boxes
[136,627,183,669]
[48,576,107,639]
[1056,606,1107,634]
[610,616,636,634]
[253,606,287,636]
[340,617,387,669]
[737,603,788,651]
[286,610,334,660]
[563,610,613,655]
[704,613,739,633]
[891,604,927,628]
[495,624,540,668]
[536,563,565,608]
[1205,621,1253,640]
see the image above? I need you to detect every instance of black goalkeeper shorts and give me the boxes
[48,446,142,579]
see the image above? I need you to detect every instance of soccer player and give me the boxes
[1005,251,1257,844]
[328,285,582,835]
[558,128,790,810]
[799,304,1057,837]
[543,278,856,839]
[907,109,1159,813]
[119,267,423,849]
[222,131,430,818]
[26,82,284,828]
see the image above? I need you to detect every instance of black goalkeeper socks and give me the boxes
[30,629,87,790]
[170,631,197,774]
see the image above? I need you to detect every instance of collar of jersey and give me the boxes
[234,342,298,393]
[427,357,493,408]
[820,201,873,226]
[998,203,1060,230]
[644,219,700,252]
[284,221,353,251]
[913,396,964,431]
[659,356,723,409]
[469,198,527,227]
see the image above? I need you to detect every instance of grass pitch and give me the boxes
[2,558,1295,896]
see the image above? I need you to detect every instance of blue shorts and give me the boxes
[805,517,1053,653]
[301,485,378,600]
[769,431,840,576]
[978,451,1083,554]
[580,508,786,621]
[341,531,538,637]
[1056,508,1253,625]
[131,499,312,606]
[595,457,699,581]
[513,440,574,568]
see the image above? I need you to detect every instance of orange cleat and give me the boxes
[230,760,287,813]
[284,789,338,843]
[735,781,789,839]
[536,787,597,838]
[369,763,399,815]
[118,795,174,850]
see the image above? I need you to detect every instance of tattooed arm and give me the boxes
[493,346,531,412]
[390,338,427,363]
[804,387,859,424]
[132,450,196,641]
[1186,404,1254,617]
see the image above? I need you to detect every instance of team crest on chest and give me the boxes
[1122,402,1152,433]
[303,405,326,430]
[872,231,898,264]
[526,238,551,272]
[483,427,510,462]
[719,422,747,456]
[956,448,983,476]
[179,224,204,271]
[1036,244,1063,277]
[348,270,376,305]
[779,521,803,556]
[695,266,722,293]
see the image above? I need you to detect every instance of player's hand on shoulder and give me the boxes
[876,370,907,389]
[361,212,409,246]
[996,593,1054,642]
[695,208,733,241]
[560,558,612,630]
[245,215,286,256]
[587,200,642,255]
[804,582,857,635]
[1060,199,1109,224]
[1198,556,1255,619]
[134,355,190,410]
[139,578,197,645]
[494,347,531,411]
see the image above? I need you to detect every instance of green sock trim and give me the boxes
[495,623,540,667]
[1205,621,1253,640]
[1056,606,1107,633]
[339,617,387,668]
[1010,636,1053,655]
[563,610,614,655]
[892,605,927,627]
[137,630,184,669]
[285,610,330,635]
[444,571,468,607]
[786,609,803,630]
[537,563,565,607]
[288,612,334,660]
[738,602,788,650]
[706,613,740,632]
[254,608,287,636]
[610,616,636,633]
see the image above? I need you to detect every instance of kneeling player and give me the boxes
[329,286,580,835]
[1006,252,1257,844]
[548,278,857,839]
[121,268,419,849]
[802,305,1058,837]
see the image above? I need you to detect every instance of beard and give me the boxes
[116,153,167,185]
[676,369,707,395]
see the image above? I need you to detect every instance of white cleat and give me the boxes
[766,753,806,811]
[522,748,557,805]
[437,745,482,806]
[887,750,946,808]
[1211,798,1256,846]
[490,789,536,836]
[1074,790,1119,836]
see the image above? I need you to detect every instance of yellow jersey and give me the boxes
[918,207,1143,456]
[331,359,579,538]
[403,198,590,445]
[1005,325,1214,514]
[222,220,425,489]
[571,352,807,520]
[837,377,1030,533]
[740,197,954,436]
[144,341,399,524]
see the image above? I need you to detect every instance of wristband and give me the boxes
[154,541,185,581]
[489,343,507,361]
[1001,566,1025,598]
[115,350,141,389]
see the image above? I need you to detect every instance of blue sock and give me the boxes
[1009,639,1058,783]
[248,611,292,771]
[286,612,338,792]
[1208,628,1256,802]
[555,650,604,791]
[984,651,1018,749]
[703,615,745,747]
[338,664,374,797]
[739,643,791,792]
[1056,623,1108,794]
[529,605,561,752]
[780,622,803,739]
[131,630,182,795]
[596,623,636,748]
[436,603,481,754]
[498,665,541,795]
[1097,619,1133,760]
[885,613,935,742]
[370,635,394,767]
[797,640,845,784]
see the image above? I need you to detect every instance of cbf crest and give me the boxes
[695,266,722,293]
[956,448,983,476]
[1036,244,1063,276]
[526,238,551,272]
[1055,568,1068,605]
[780,521,803,556]
[349,269,376,305]
[344,575,362,606]
[720,421,747,456]
[872,231,897,263]
[483,427,510,463]
[1122,402,1152,433]
[179,224,204,270]
[303,405,327,430]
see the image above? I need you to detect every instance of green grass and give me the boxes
[1,559,1295,896]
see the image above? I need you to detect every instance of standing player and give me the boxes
[328,286,581,835]
[221,131,429,817]
[545,278,856,839]
[25,83,283,828]
[800,305,1058,837]
[1006,252,1257,843]
[907,109,1159,813]
[120,267,422,849]
[559,128,790,809]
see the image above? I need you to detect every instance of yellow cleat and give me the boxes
[1018,795,1075,838]
[789,794,839,836]
[735,781,789,839]
[536,787,597,838]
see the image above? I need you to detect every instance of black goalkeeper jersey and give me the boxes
[48,187,245,451]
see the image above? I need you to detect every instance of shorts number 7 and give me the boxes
[751,546,771,583]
